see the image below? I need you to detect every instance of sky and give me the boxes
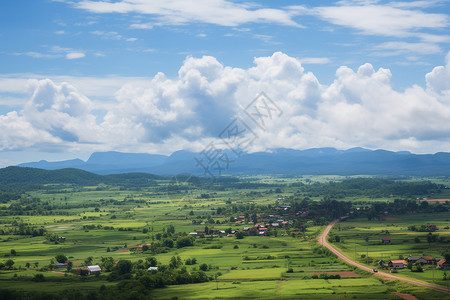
[1,0,450,167]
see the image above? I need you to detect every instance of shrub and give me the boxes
[33,274,45,282]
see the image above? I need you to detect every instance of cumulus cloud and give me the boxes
[1,51,450,154]
[426,51,450,96]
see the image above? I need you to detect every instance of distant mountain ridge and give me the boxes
[17,148,450,176]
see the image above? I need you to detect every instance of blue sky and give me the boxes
[1,0,450,166]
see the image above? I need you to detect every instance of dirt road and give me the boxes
[318,219,450,294]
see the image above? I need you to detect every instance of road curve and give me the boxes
[318,218,450,294]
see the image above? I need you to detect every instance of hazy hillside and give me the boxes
[17,148,450,176]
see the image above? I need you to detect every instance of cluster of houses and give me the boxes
[54,261,102,275]
[77,265,102,275]
[189,207,299,238]
[383,257,450,270]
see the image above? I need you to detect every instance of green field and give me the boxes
[329,213,450,289]
[0,174,449,299]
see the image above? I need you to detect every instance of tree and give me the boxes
[235,231,244,239]
[10,249,16,256]
[67,261,73,271]
[146,257,157,267]
[443,252,450,261]
[163,238,174,248]
[169,256,182,269]
[84,256,93,266]
[55,254,68,263]
[101,257,115,272]
[25,262,30,269]
[199,263,208,271]
[5,259,15,269]
[116,260,132,275]
[167,225,175,234]
[176,236,194,248]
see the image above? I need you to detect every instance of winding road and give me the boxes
[318,218,450,294]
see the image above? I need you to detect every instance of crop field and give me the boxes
[329,213,450,289]
[0,172,449,299]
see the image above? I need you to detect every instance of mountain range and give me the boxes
[16,147,450,176]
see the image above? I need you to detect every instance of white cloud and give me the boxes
[66,52,86,59]
[299,57,332,64]
[426,51,450,96]
[130,23,153,29]
[13,52,60,59]
[91,30,122,40]
[417,33,450,43]
[312,3,448,38]
[91,30,138,42]
[13,46,87,60]
[74,0,303,27]
[375,41,441,55]
[388,1,443,9]
[1,51,450,154]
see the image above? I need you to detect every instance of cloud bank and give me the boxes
[1,51,450,154]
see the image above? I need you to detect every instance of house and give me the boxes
[427,224,437,232]
[388,260,407,269]
[87,265,102,275]
[147,267,158,271]
[381,237,391,244]
[407,257,420,263]
[437,259,450,270]
[55,263,68,269]
[417,257,433,264]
